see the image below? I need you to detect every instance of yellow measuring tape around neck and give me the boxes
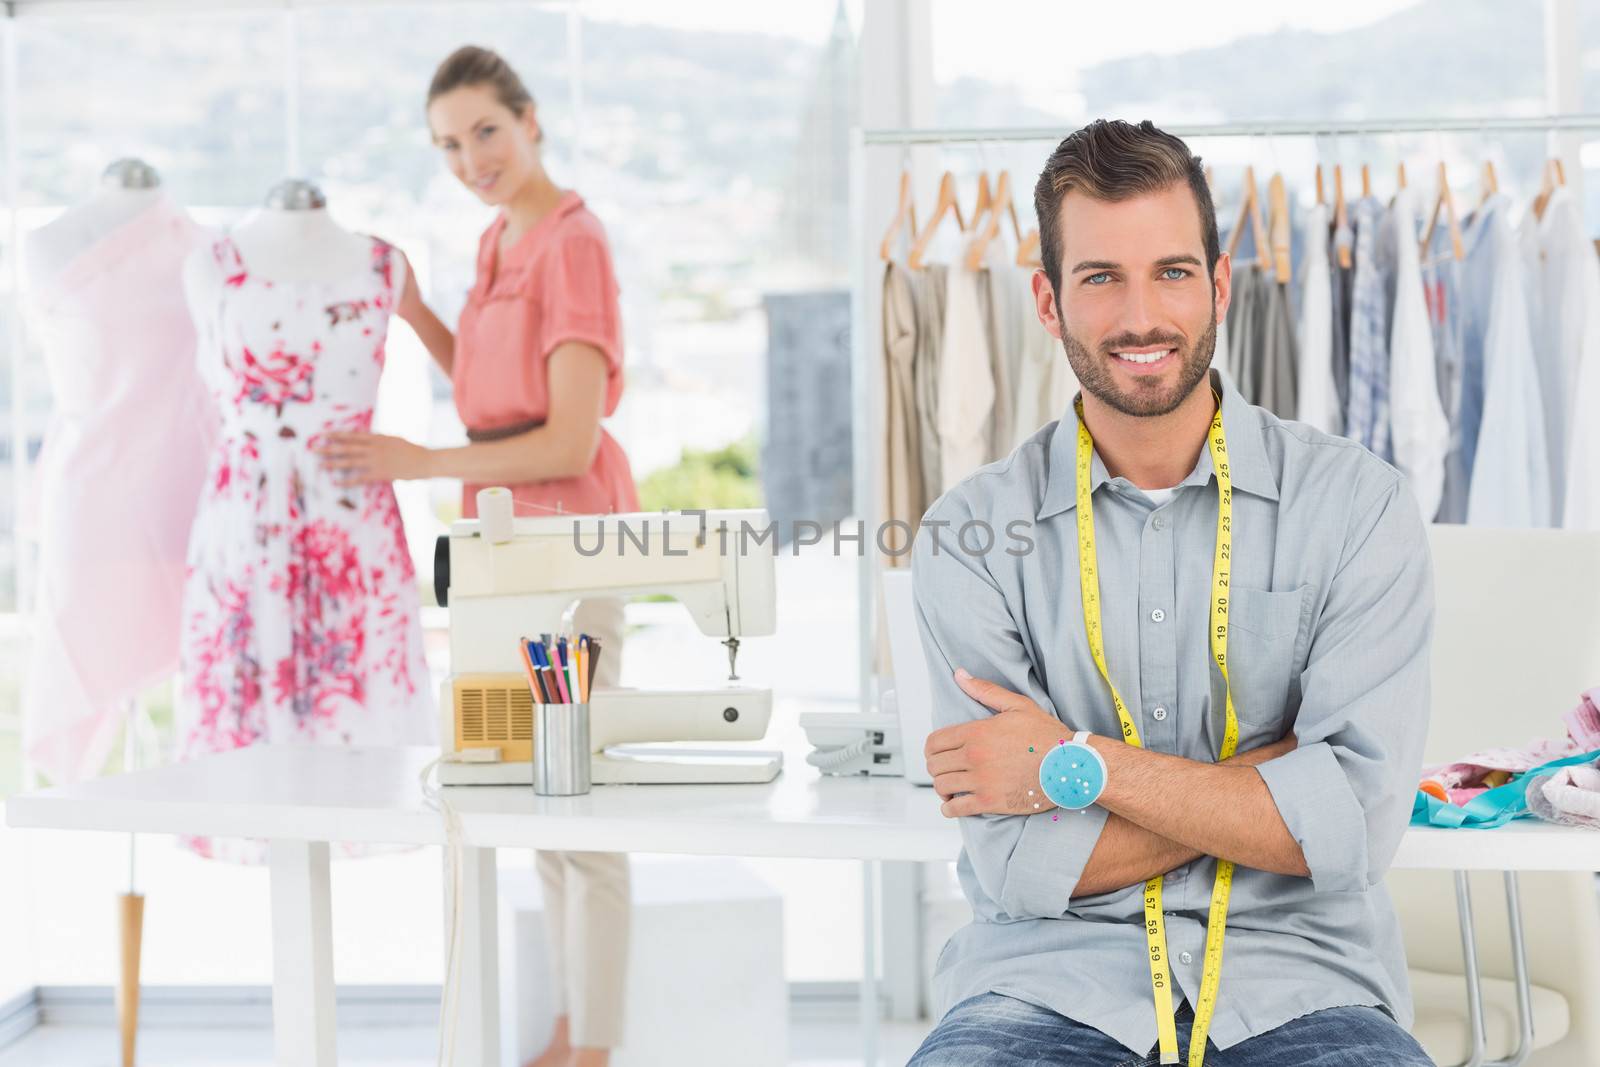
[1074,390,1238,1067]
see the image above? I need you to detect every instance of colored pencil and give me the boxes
[548,640,571,703]
[533,641,559,703]
[524,639,556,703]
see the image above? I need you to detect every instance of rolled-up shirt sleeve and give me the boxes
[1255,474,1433,894]
[912,493,1108,918]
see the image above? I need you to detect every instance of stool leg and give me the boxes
[117,891,144,1067]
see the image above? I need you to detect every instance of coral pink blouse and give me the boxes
[453,191,639,519]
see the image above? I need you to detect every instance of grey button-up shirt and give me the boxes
[912,369,1433,1056]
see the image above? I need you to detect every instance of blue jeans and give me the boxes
[908,993,1436,1066]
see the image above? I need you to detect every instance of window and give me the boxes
[1,0,868,991]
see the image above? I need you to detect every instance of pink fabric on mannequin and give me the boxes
[22,197,216,785]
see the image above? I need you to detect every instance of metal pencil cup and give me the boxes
[534,702,591,796]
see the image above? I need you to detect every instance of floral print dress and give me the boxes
[177,233,435,862]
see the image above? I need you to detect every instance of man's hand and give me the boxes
[925,667,1072,818]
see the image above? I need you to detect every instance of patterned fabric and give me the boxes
[1345,197,1392,458]
[177,233,435,862]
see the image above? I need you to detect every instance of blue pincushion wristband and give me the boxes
[1039,730,1107,810]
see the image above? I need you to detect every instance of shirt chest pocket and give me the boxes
[1223,585,1312,727]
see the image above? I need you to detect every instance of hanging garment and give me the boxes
[1295,202,1338,433]
[21,196,215,785]
[177,233,435,862]
[1519,186,1600,525]
[1345,197,1391,458]
[979,267,1016,463]
[1531,188,1600,530]
[1429,194,1550,527]
[937,258,995,492]
[1421,221,1469,523]
[912,264,947,509]
[882,260,921,565]
[1329,210,1355,413]
[1255,275,1300,420]
[1224,263,1265,402]
[1382,188,1448,519]
[1005,265,1077,447]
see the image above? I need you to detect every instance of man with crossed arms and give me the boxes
[907,119,1435,1066]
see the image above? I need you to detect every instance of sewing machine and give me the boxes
[435,504,782,786]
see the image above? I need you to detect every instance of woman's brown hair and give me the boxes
[428,45,536,123]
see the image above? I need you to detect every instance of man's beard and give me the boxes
[1059,305,1217,418]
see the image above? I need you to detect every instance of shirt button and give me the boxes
[1153,706,1168,721]
[1179,951,1194,965]
[1153,516,1168,530]
[1151,609,1166,623]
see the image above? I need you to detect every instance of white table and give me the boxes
[7,744,1592,1067]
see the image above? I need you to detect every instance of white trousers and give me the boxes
[537,595,630,1048]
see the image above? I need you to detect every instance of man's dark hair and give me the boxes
[1032,119,1219,296]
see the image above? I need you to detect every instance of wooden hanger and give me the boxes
[969,173,993,233]
[1333,165,1352,268]
[1226,166,1266,266]
[878,170,918,261]
[908,171,965,270]
[1361,164,1372,199]
[1267,172,1292,284]
[1397,162,1408,190]
[1554,158,1567,186]
[1534,158,1559,222]
[1478,159,1499,209]
[1421,162,1465,262]
[1315,164,1325,207]
[1016,227,1041,269]
[965,170,1022,270]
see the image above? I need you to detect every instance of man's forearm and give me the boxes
[1070,736,1298,897]
[1086,735,1309,878]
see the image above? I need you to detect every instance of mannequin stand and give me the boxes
[117,696,145,1067]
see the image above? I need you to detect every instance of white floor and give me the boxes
[0,1018,932,1066]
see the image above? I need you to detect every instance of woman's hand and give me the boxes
[396,252,426,325]
[924,668,1070,818]
[316,432,433,486]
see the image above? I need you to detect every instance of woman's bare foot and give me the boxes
[571,1048,611,1067]
[522,1015,572,1067]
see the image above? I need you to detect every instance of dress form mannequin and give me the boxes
[200,178,409,290]
[24,155,199,1067]
[174,175,435,863]
[25,158,166,294]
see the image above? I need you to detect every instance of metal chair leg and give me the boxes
[1443,870,1536,1067]
[1452,870,1489,1067]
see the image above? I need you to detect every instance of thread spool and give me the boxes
[476,486,515,544]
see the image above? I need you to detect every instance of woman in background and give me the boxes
[318,44,636,1067]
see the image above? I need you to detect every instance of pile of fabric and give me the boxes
[1413,688,1600,829]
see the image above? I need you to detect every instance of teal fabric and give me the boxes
[1410,747,1600,828]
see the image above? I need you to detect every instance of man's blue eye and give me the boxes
[1086,273,1111,285]
[1163,267,1189,280]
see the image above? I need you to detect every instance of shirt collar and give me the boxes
[479,191,586,277]
[1035,368,1279,521]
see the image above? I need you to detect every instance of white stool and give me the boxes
[500,855,787,1067]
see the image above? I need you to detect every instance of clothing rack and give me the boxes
[863,113,1600,145]
[850,111,1600,713]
